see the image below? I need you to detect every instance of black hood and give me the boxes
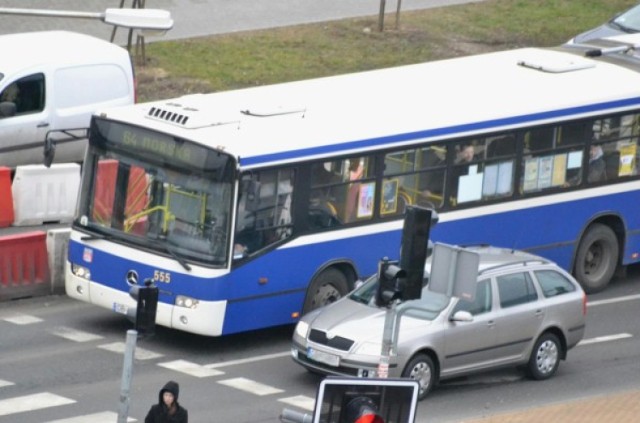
[158,380,180,404]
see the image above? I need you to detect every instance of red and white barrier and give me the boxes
[11,163,81,226]
[0,231,51,300]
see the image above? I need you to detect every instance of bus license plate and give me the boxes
[307,348,339,367]
[113,302,128,315]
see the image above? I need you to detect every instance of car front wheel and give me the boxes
[526,333,561,380]
[401,353,436,400]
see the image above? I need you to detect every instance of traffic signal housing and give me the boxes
[128,278,159,336]
[375,258,406,308]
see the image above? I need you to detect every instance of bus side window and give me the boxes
[234,168,296,258]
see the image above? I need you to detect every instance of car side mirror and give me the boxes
[450,310,473,322]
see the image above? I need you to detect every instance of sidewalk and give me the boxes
[460,389,640,422]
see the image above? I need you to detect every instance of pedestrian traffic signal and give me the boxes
[343,396,385,423]
[375,258,406,308]
[128,278,159,336]
[311,377,419,423]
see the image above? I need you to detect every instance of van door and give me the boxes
[0,73,49,168]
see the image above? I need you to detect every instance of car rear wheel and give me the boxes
[303,268,349,314]
[401,353,436,400]
[526,333,561,380]
[574,223,618,294]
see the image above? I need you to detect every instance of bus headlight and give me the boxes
[71,264,91,280]
[176,295,199,309]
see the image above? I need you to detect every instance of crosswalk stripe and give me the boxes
[52,327,104,342]
[45,411,136,422]
[98,342,163,360]
[578,333,633,346]
[0,393,75,417]
[2,314,43,325]
[0,380,14,388]
[218,377,285,396]
[158,360,224,378]
[205,351,290,369]
[278,395,316,411]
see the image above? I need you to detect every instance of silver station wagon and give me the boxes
[291,246,587,400]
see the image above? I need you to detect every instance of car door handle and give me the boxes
[37,122,50,128]
[535,309,544,317]
[487,320,496,328]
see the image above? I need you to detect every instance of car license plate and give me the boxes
[307,348,340,367]
[113,302,128,315]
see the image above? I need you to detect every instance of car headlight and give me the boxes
[354,341,382,356]
[295,320,309,338]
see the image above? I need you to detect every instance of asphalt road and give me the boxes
[0,0,483,43]
[0,266,638,422]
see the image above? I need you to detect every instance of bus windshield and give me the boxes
[75,118,236,266]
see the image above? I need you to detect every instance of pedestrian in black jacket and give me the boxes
[145,380,188,423]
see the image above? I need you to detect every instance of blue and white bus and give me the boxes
[66,35,640,336]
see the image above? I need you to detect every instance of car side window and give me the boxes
[453,279,491,315]
[497,272,538,308]
[534,270,576,298]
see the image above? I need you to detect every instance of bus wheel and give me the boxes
[303,268,349,314]
[575,223,618,294]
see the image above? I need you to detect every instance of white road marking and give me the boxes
[52,327,104,343]
[98,342,163,360]
[158,360,224,377]
[2,314,43,325]
[278,395,316,411]
[45,411,136,422]
[205,351,290,369]
[0,393,75,417]
[0,380,14,388]
[587,294,640,307]
[218,377,285,396]
[578,333,633,346]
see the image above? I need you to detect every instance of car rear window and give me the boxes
[534,269,577,297]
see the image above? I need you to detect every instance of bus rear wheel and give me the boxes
[303,268,349,314]
[574,223,618,294]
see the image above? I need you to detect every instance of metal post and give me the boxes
[378,0,386,32]
[117,329,138,423]
[379,301,397,378]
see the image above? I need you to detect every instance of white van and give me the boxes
[0,31,135,168]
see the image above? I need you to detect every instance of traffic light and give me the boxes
[342,396,384,423]
[399,206,437,301]
[128,278,159,336]
[375,258,406,308]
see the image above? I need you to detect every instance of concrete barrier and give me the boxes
[12,163,80,226]
[0,231,50,300]
[46,228,71,295]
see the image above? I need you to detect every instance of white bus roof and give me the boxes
[0,31,130,77]
[98,41,640,169]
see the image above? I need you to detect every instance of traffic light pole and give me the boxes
[117,329,138,423]
[378,300,398,378]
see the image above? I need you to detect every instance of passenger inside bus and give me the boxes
[588,145,606,183]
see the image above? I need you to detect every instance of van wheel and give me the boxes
[303,268,349,314]
[574,223,618,294]
[401,353,436,400]
[526,333,561,380]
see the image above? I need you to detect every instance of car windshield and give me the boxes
[612,5,640,32]
[75,118,236,267]
[349,274,451,319]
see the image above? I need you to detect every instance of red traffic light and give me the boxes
[345,396,385,423]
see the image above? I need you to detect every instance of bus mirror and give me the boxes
[44,137,56,168]
[242,178,260,212]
